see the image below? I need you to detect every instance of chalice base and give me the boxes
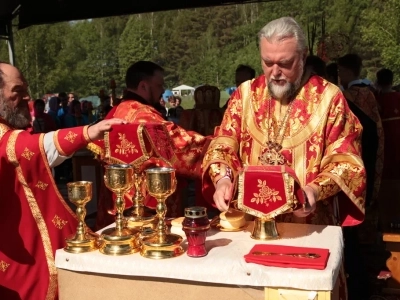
[250,218,279,240]
[139,227,157,240]
[64,234,98,253]
[100,227,140,255]
[140,233,184,259]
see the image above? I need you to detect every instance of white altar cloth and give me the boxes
[55,222,343,291]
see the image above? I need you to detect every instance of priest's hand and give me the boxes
[87,118,126,141]
[293,185,317,218]
[214,178,233,211]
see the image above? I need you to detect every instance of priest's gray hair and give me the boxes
[258,17,307,53]
[0,62,5,90]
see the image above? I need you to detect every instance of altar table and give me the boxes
[55,222,342,300]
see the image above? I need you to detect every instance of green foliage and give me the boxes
[360,0,400,83]
[179,91,230,109]
[118,15,154,78]
[0,1,395,97]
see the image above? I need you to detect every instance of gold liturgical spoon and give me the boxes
[251,251,321,259]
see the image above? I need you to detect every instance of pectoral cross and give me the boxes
[259,141,285,165]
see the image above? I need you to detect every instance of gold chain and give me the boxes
[267,99,294,150]
[259,99,295,165]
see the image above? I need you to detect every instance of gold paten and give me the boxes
[141,167,184,259]
[64,181,98,253]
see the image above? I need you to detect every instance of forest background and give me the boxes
[0,0,397,108]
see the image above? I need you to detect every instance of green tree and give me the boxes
[361,0,400,82]
[118,15,153,80]
[0,1,391,98]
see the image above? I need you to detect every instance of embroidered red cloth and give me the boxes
[244,244,330,270]
[237,165,306,219]
[104,123,152,167]
[99,123,178,210]
[89,123,176,170]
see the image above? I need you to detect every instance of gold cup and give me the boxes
[64,181,98,253]
[100,164,140,255]
[140,167,184,259]
[125,170,157,231]
[250,217,279,240]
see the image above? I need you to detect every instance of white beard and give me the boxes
[269,81,294,99]
[267,61,304,100]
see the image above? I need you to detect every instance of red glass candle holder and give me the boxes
[183,206,210,257]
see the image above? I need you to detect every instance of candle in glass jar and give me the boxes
[182,206,210,257]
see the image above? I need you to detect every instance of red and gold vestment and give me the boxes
[202,75,366,227]
[0,121,92,299]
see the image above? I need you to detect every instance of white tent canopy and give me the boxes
[172,84,195,96]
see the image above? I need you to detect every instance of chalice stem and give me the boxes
[76,206,86,240]
[132,173,144,217]
[156,197,167,243]
[133,190,144,216]
[115,193,125,234]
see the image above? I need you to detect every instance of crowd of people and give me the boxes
[28,92,98,134]
[155,92,185,123]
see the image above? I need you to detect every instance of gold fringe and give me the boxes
[104,132,111,160]
[237,170,245,205]
[86,142,104,157]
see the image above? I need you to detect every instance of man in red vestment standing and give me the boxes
[202,17,366,300]
[89,61,212,228]
[0,62,125,300]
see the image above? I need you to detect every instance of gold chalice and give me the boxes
[64,181,98,253]
[124,170,157,232]
[100,164,140,255]
[140,167,184,259]
[251,217,279,240]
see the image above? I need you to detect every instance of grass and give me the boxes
[178,91,230,109]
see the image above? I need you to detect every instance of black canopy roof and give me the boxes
[0,0,277,31]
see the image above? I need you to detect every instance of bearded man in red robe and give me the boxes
[0,62,125,300]
[88,61,212,228]
[202,17,366,300]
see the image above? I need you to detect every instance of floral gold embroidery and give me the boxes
[0,260,10,272]
[52,215,68,229]
[64,131,78,143]
[209,163,221,178]
[7,131,58,299]
[115,133,138,157]
[251,179,282,206]
[0,123,10,139]
[259,148,285,165]
[312,175,341,201]
[36,181,48,190]
[21,147,35,160]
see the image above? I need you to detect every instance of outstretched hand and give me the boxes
[87,118,126,141]
[213,178,233,211]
